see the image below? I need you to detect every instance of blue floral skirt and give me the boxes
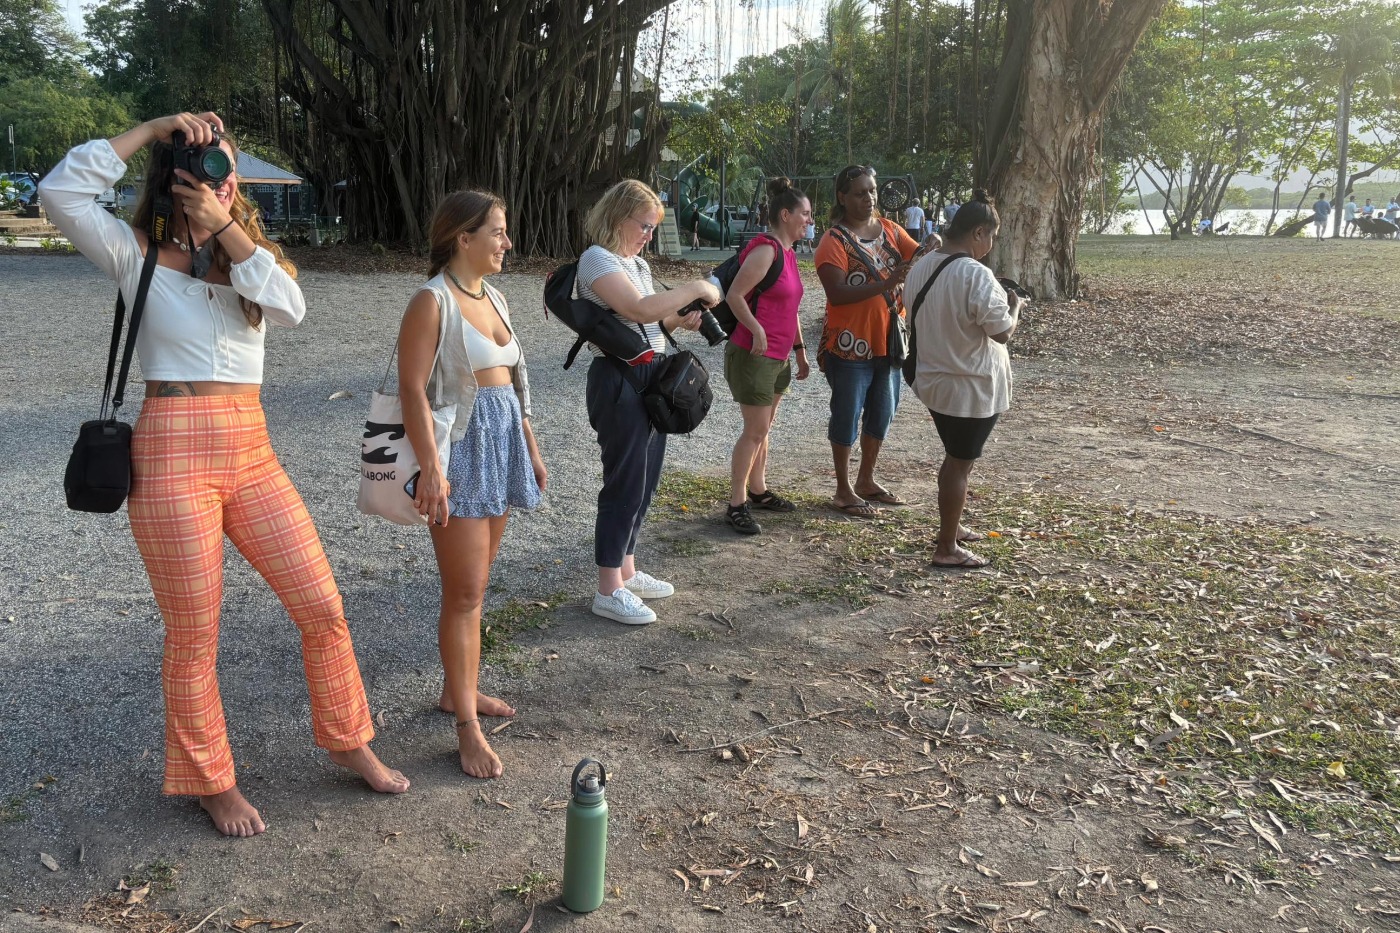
[441,386,541,518]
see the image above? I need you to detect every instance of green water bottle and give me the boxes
[562,758,608,913]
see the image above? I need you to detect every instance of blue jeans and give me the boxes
[824,355,901,447]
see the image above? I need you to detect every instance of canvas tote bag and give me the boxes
[357,291,456,525]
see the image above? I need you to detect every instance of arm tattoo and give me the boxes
[154,381,198,397]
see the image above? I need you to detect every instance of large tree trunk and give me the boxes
[261,0,671,254]
[982,0,1166,298]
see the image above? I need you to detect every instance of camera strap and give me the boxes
[152,193,174,244]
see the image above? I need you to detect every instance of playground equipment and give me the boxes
[668,159,920,250]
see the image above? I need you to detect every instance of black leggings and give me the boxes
[587,356,667,568]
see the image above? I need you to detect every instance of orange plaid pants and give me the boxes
[129,394,374,796]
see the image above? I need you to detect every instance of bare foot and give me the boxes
[328,745,411,794]
[438,690,517,718]
[456,720,504,779]
[199,787,266,837]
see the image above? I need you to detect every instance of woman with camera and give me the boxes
[904,190,1020,569]
[39,112,409,837]
[579,180,720,625]
[814,165,922,517]
[722,177,812,535]
[397,191,545,779]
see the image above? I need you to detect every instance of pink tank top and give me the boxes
[729,236,803,360]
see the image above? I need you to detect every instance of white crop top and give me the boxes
[38,140,307,384]
[462,314,521,371]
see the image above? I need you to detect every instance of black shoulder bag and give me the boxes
[64,244,161,512]
[616,322,713,435]
[829,224,910,364]
[902,252,972,387]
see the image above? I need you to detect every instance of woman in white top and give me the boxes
[40,112,408,837]
[904,190,1021,569]
[578,180,719,625]
[398,191,545,779]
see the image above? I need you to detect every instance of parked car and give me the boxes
[2,172,38,206]
[96,184,138,213]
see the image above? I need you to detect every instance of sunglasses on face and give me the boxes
[840,166,874,185]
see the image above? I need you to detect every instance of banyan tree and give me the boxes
[261,0,672,254]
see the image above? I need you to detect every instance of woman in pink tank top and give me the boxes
[722,177,812,535]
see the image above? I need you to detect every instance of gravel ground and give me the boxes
[0,252,865,839]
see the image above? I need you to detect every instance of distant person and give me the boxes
[943,197,961,225]
[903,199,925,242]
[756,198,769,233]
[1362,198,1375,218]
[1386,196,1400,223]
[905,190,1021,569]
[690,212,700,251]
[924,213,937,242]
[1312,192,1331,239]
[1198,217,1213,235]
[1344,195,1359,236]
[802,218,816,254]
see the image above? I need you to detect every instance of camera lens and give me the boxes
[696,309,727,347]
[199,148,233,184]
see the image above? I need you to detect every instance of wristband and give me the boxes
[212,219,236,238]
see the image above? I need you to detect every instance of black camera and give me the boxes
[172,127,233,186]
[997,277,1033,301]
[683,299,728,347]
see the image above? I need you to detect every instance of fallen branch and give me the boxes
[184,906,224,933]
[677,709,853,753]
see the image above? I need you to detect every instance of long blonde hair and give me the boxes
[131,129,296,328]
[584,179,662,254]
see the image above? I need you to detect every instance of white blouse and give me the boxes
[38,139,306,384]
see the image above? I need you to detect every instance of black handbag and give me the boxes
[64,245,160,512]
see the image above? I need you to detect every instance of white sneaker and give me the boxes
[624,570,675,599]
[592,587,657,625]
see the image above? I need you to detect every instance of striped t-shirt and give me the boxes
[577,245,667,357]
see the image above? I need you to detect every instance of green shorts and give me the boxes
[724,341,792,406]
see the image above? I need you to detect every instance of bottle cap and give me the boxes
[572,758,606,804]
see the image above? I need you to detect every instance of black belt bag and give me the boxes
[64,245,160,512]
[615,324,713,435]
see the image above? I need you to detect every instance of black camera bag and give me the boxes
[626,346,713,435]
[544,262,658,370]
[64,244,159,512]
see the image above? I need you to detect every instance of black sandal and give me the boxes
[726,503,763,535]
[748,489,796,513]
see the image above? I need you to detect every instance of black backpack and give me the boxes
[706,234,785,338]
[544,262,658,369]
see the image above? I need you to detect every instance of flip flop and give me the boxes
[957,528,985,543]
[830,500,879,518]
[930,551,990,570]
[858,489,908,506]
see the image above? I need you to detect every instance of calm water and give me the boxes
[1102,207,1315,236]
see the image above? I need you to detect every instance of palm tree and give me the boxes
[785,0,870,163]
[1332,21,1396,236]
